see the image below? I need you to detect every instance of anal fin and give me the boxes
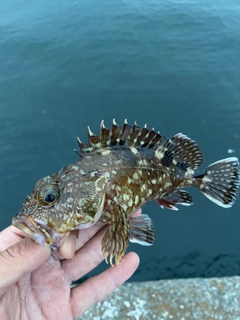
[130,214,155,246]
[157,190,193,210]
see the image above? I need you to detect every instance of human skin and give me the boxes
[0,210,141,319]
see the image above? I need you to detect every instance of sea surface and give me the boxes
[1,0,240,282]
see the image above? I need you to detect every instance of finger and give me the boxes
[71,252,140,318]
[74,224,104,251]
[58,223,104,260]
[61,226,107,280]
[0,225,27,252]
[59,209,142,259]
[58,233,78,260]
[62,208,143,274]
[0,237,51,296]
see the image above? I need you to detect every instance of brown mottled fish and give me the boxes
[11,120,240,265]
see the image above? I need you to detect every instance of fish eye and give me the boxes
[37,184,60,206]
[44,193,57,203]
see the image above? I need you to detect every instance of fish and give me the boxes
[11,119,240,265]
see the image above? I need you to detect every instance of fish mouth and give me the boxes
[11,215,55,246]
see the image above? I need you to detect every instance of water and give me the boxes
[1,0,240,282]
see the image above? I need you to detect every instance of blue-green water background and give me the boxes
[1,0,240,282]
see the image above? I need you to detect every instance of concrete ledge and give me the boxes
[80,276,240,319]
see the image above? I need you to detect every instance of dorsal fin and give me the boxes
[110,119,121,146]
[74,121,203,170]
[74,119,165,156]
[100,120,110,148]
[154,133,203,170]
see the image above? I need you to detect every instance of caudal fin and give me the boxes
[195,157,240,208]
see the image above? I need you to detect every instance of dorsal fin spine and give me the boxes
[75,119,165,156]
[87,126,101,149]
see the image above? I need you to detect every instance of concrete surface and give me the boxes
[80,276,240,320]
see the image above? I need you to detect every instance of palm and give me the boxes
[5,259,72,319]
[0,218,140,319]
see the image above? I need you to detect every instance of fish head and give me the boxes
[11,168,107,248]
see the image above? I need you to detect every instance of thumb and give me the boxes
[0,237,51,295]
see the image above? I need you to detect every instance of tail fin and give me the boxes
[195,157,240,208]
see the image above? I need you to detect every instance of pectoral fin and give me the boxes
[101,204,130,266]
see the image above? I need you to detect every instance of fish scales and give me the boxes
[11,119,240,265]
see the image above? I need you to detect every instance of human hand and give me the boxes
[0,210,141,319]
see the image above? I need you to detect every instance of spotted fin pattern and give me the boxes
[74,119,165,155]
[157,190,193,210]
[101,203,130,266]
[195,157,240,208]
[75,120,203,176]
[154,133,204,172]
[130,214,155,246]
